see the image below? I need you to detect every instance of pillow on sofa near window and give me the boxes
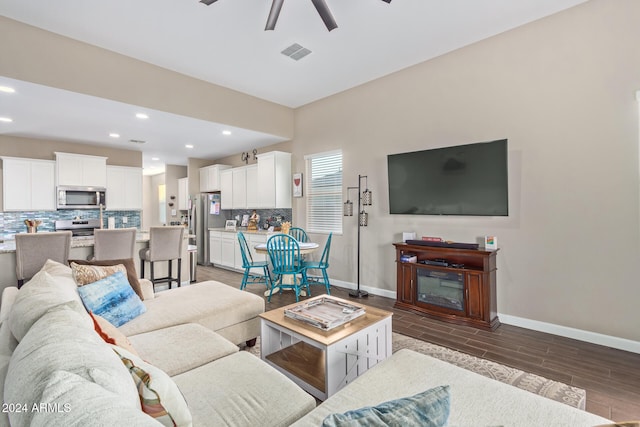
[77,271,146,327]
[321,385,450,427]
[68,258,144,299]
[88,311,139,356]
[112,345,192,427]
[71,262,127,286]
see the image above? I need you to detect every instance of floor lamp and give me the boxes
[344,174,372,298]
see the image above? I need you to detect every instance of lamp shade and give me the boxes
[362,189,372,206]
[359,211,368,226]
[344,200,354,216]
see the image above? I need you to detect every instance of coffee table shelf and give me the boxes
[260,295,393,400]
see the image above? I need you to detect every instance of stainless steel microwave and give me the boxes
[57,186,106,210]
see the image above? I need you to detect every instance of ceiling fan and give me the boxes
[199,0,392,32]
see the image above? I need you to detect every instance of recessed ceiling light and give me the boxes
[135,113,149,119]
[109,133,120,138]
[222,130,232,135]
[151,157,159,161]
[0,86,15,93]
[0,117,13,123]
[185,144,194,149]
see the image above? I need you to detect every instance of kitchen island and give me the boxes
[0,231,193,296]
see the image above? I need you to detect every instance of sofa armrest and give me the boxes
[0,287,19,323]
[139,279,155,300]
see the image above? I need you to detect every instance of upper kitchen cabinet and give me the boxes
[257,151,291,209]
[55,152,107,187]
[219,169,233,210]
[1,157,56,211]
[106,166,142,210]
[199,164,231,192]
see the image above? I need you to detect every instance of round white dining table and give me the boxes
[254,241,320,296]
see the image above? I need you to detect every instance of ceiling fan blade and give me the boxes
[265,0,285,31]
[381,0,391,3]
[199,0,218,5]
[310,0,337,31]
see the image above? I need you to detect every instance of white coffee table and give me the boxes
[259,295,393,400]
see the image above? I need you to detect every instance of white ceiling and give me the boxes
[0,0,587,174]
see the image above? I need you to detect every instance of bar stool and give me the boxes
[139,226,184,291]
[15,231,72,288]
[93,228,137,261]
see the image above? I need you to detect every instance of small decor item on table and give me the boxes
[24,219,42,233]
[284,296,365,331]
[248,210,260,231]
[280,221,291,236]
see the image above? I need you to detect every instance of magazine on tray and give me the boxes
[284,297,366,331]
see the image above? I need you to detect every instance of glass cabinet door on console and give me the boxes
[393,242,499,330]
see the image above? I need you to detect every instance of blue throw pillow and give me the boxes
[77,271,146,327]
[321,385,450,427]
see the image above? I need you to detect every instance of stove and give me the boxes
[54,219,101,237]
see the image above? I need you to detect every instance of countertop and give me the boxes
[0,232,194,254]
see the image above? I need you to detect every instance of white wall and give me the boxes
[292,0,640,344]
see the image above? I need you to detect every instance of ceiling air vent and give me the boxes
[281,43,312,61]
[129,139,146,144]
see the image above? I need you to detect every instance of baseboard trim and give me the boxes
[497,314,640,354]
[329,280,640,354]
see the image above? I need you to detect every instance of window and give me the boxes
[305,150,343,234]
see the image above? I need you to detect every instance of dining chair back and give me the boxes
[238,232,271,291]
[15,231,72,288]
[266,233,309,302]
[93,228,137,261]
[302,233,332,296]
[288,227,309,243]
[139,226,184,291]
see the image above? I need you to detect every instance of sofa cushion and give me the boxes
[128,323,239,376]
[290,349,612,427]
[321,385,450,427]
[77,271,146,327]
[70,261,127,286]
[69,258,144,299]
[112,346,192,427]
[172,351,316,427]
[31,370,163,427]
[118,281,264,342]
[8,261,82,342]
[5,301,140,427]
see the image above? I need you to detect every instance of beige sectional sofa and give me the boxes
[0,260,315,427]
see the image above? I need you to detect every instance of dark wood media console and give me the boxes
[393,242,499,330]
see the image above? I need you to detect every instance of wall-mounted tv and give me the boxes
[387,139,508,216]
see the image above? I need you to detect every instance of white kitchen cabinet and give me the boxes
[199,164,231,192]
[220,232,236,268]
[257,151,291,209]
[245,165,259,208]
[178,177,189,210]
[55,152,107,187]
[106,166,142,210]
[219,169,233,210]
[209,230,222,265]
[232,167,247,209]
[1,157,56,211]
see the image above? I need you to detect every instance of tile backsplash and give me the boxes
[0,210,141,239]
[226,208,292,230]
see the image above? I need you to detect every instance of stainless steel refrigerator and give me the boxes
[190,193,227,265]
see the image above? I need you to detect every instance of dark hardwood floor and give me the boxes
[194,265,640,422]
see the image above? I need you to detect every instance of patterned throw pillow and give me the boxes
[88,311,139,356]
[77,271,146,327]
[68,258,144,300]
[112,346,192,427]
[321,385,450,427]
[71,262,127,286]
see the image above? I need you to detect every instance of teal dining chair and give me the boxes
[266,233,309,302]
[302,233,332,296]
[238,232,272,291]
[288,227,309,243]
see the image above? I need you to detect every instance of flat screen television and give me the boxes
[387,139,508,216]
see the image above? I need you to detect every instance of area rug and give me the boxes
[243,332,586,409]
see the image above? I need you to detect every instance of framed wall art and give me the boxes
[293,173,303,198]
